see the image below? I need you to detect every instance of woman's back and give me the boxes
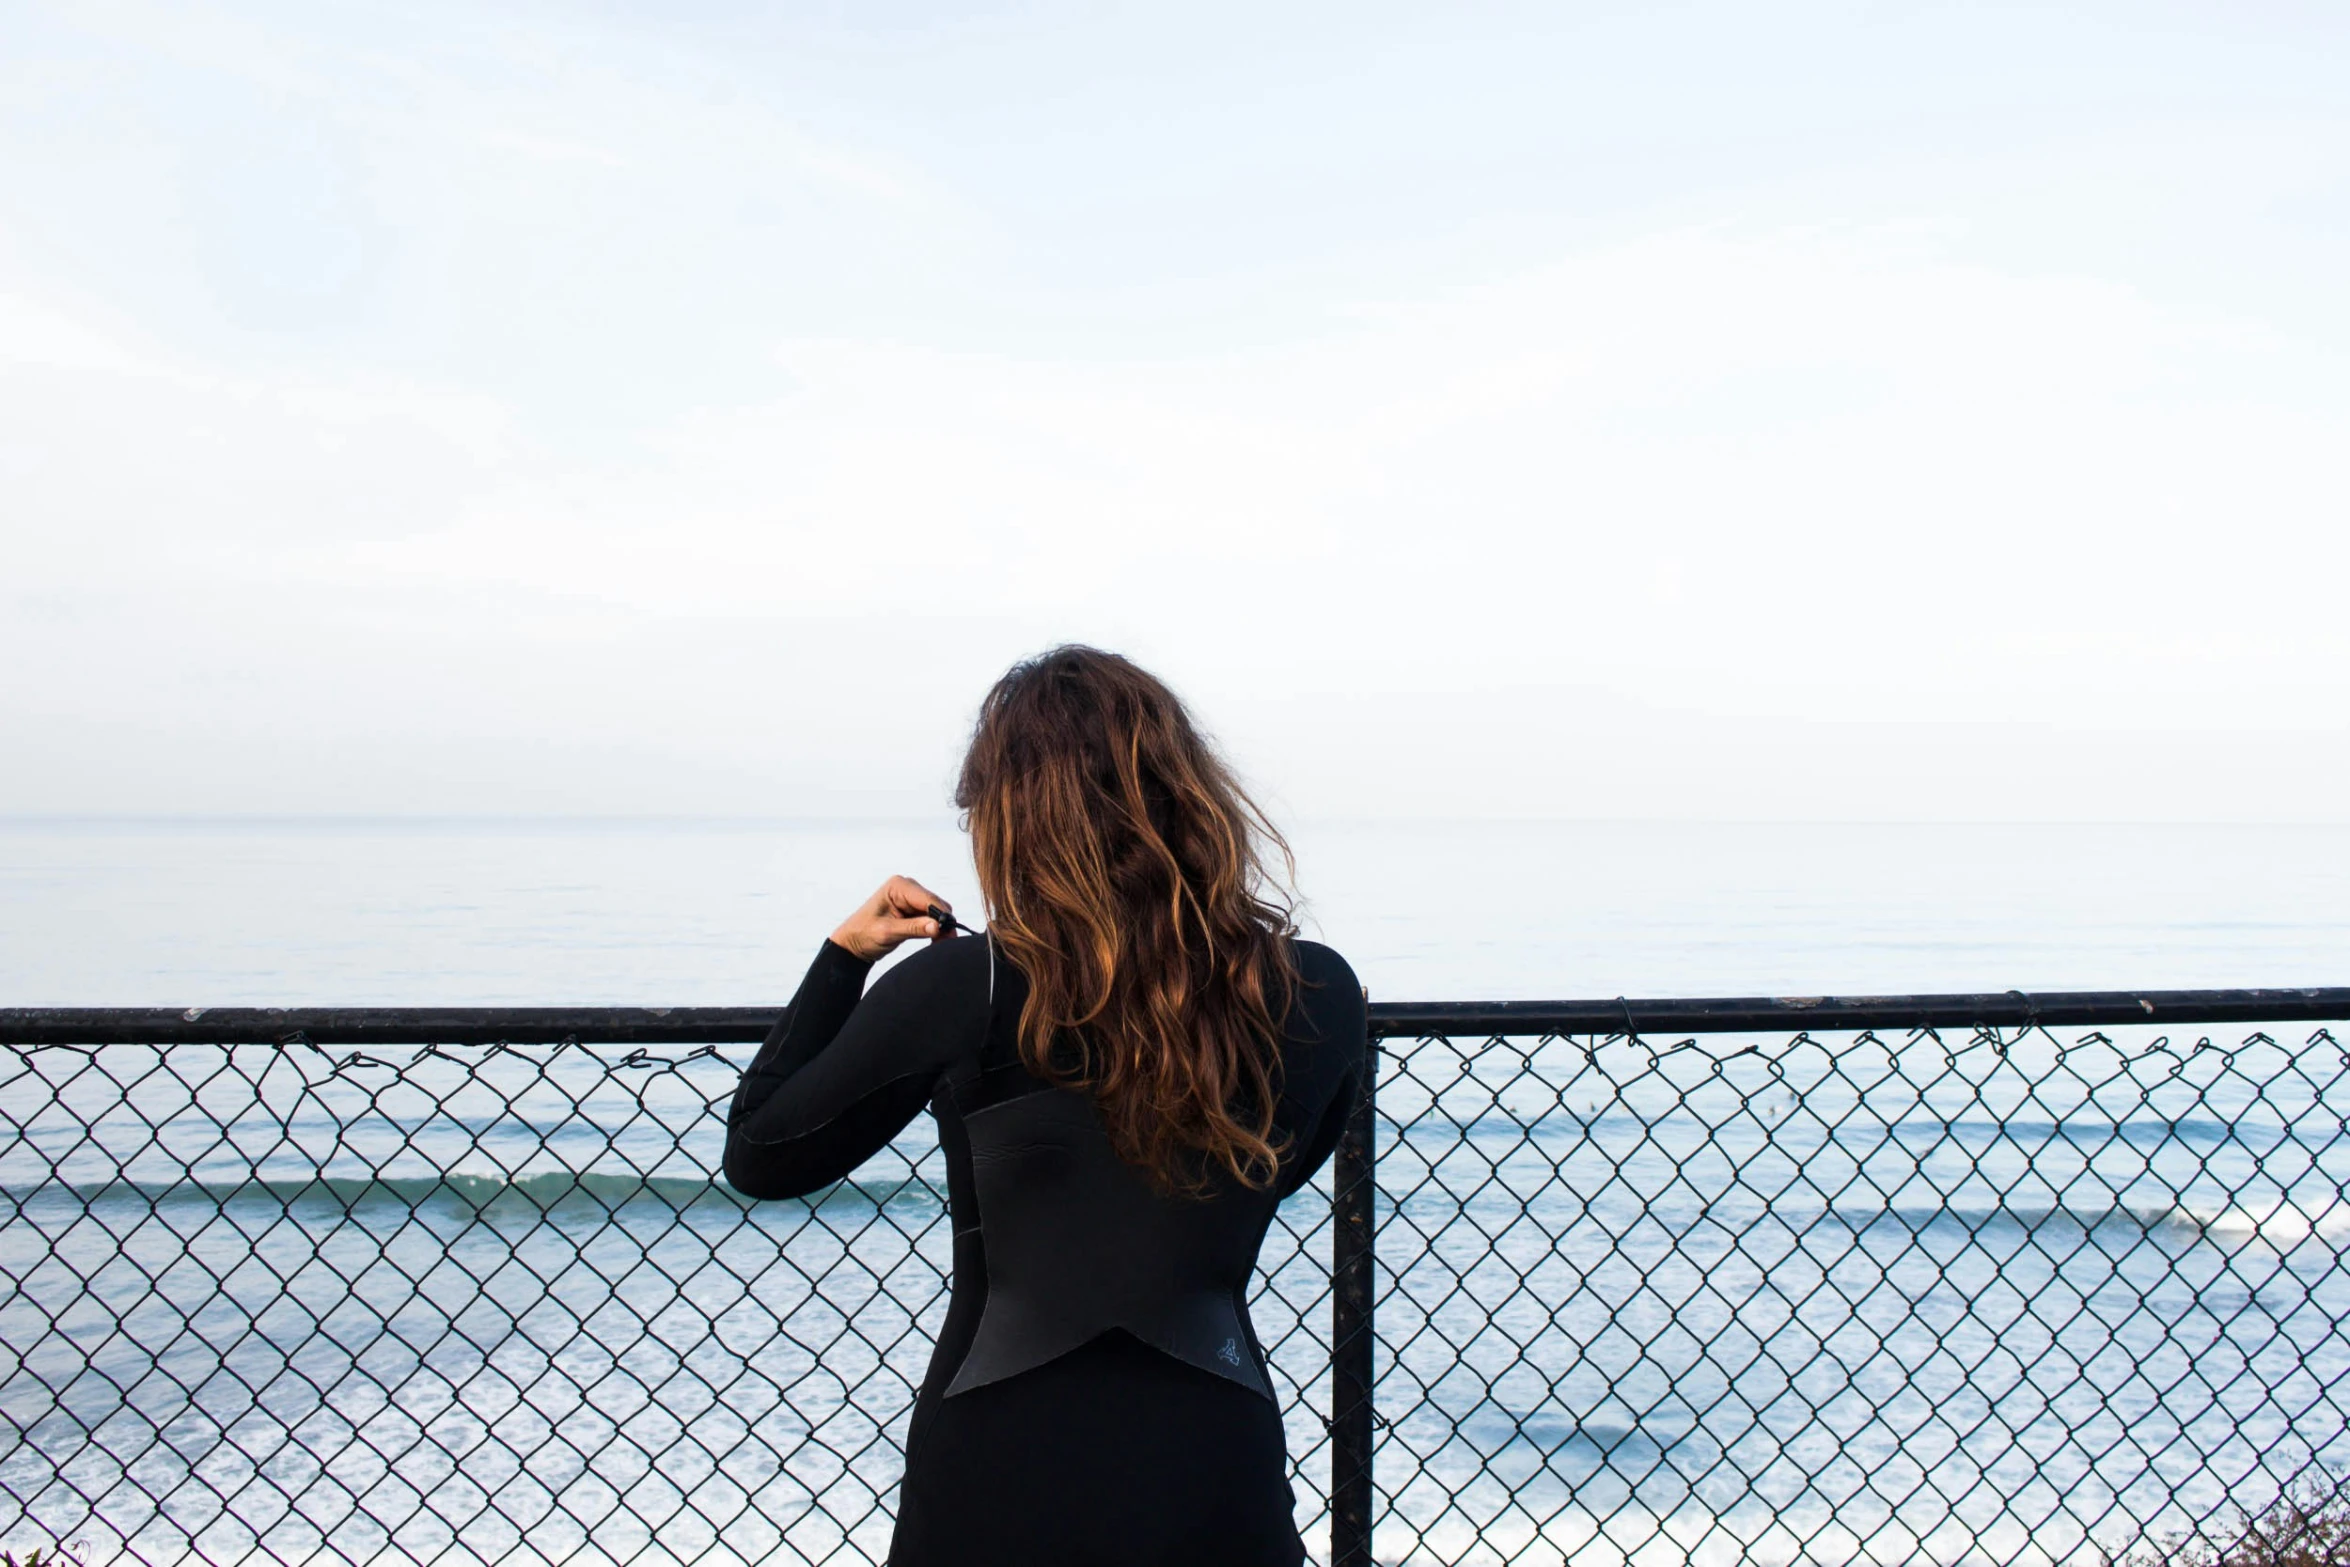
[906,933,1357,1403]
[724,930,1362,1566]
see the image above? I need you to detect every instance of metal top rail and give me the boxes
[5,985,2347,1045]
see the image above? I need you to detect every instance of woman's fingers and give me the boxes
[832,876,956,961]
[881,874,950,920]
[881,875,956,935]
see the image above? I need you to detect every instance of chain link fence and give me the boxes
[4,994,2347,1566]
[0,1025,1335,1567]
[1359,1014,2350,1566]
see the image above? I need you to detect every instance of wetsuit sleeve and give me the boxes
[1275,1057,1361,1202]
[1273,943,1369,1202]
[723,938,980,1201]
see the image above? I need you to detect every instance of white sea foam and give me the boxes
[1362,1506,2139,1567]
[2189,1193,2350,1249]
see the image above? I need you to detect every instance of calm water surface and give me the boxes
[3,818,2345,1003]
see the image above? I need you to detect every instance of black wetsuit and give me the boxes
[724,933,1365,1567]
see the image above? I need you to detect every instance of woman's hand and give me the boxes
[830,875,958,963]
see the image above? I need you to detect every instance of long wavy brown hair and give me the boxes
[955,646,1300,1193]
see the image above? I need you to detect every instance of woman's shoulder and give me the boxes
[1288,936,1360,992]
[863,930,998,1005]
[1284,936,1365,1042]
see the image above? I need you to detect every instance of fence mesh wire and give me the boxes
[1368,1023,2350,1567]
[3,1018,2346,1566]
[0,1037,1334,1565]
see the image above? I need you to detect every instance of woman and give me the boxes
[724,646,1364,1567]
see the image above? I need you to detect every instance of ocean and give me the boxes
[4,817,2348,1004]
[3,819,2347,1566]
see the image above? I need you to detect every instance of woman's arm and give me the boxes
[1273,943,1369,1202]
[723,877,980,1201]
[1273,1066,1356,1202]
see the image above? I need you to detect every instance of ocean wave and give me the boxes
[2184,1194,2350,1248]
[1,1170,941,1218]
[1816,1197,2350,1248]
[1386,1191,2350,1252]
[10,1179,2340,1253]
[1815,1202,2204,1237]
[1401,1112,2312,1152]
[1432,1400,1712,1465]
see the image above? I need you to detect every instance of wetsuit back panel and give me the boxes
[947,1086,1276,1400]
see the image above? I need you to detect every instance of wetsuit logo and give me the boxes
[1218,1337,1243,1367]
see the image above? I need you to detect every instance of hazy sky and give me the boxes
[4,1,2346,821]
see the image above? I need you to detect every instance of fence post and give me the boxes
[1330,1012,1378,1567]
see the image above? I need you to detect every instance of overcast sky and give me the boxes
[4,0,2346,821]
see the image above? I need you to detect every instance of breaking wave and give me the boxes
[2,1169,941,1219]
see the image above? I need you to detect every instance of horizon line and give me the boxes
[4,812,2349,830]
